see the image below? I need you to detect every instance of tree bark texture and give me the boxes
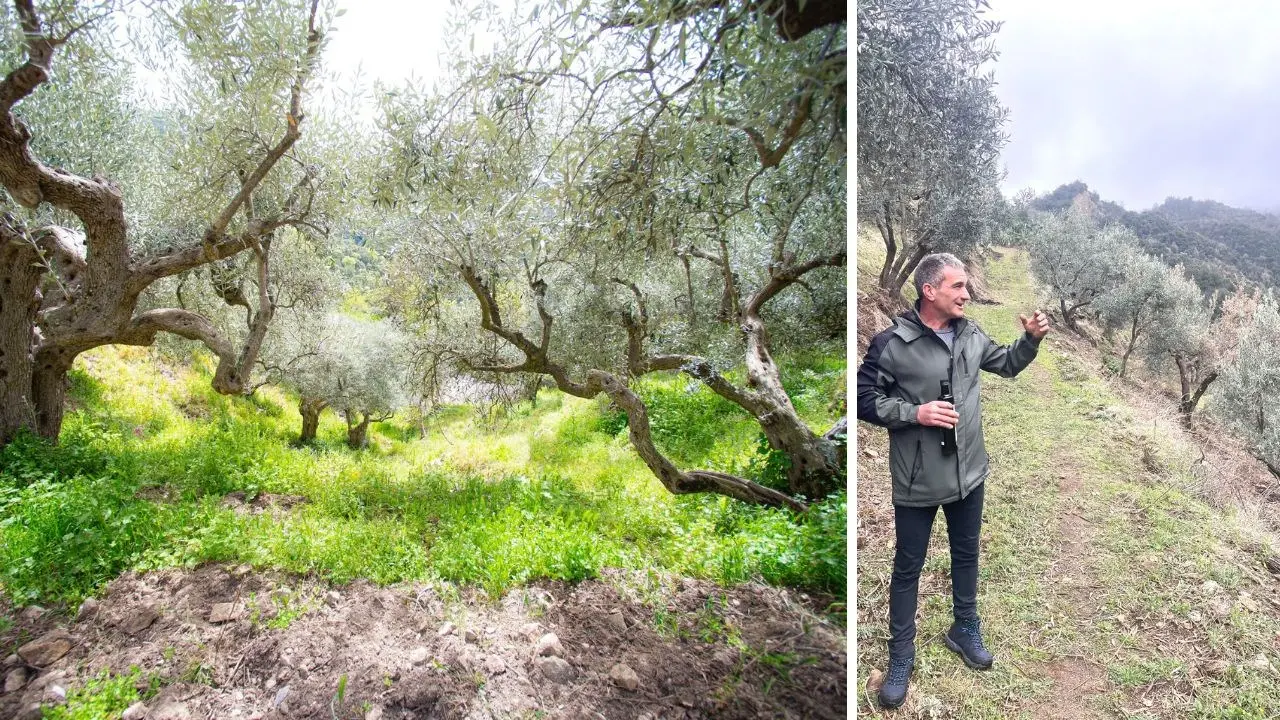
[299,396,326,444]
[345,409,371,450]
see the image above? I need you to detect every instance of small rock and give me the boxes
[409,647,429,665]
[464,629,478,643]
[1239,592,1260,613]
[19,606,46,622]
[1250,654,1272,672]
[209,603,239,624]
[76,597,100,622]
[18,630,74,667]
[15,703,42,720]
[2,654,18,668]
[4,667,29,694]
[273,685,291,707]
[121,701,147,720]
[326,591,342,606]
[863,448,879,459]
[605,611,627,634]
[1210,596,1233,618]
[535,633,564,657]
[151,696,193,720]
[868,668,885,690]
[537,656,575,683]
[1188,610,1203,623]
[609,663,640,691]
[484,656,507,675]
[518,622,541,640]
[364,705,385,720]
[44,683,67,704]
[120,605,161,635]
[711,647,739,669]
[1201,579,1222,595]
[437,621,455,637]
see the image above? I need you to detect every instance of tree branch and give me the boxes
[745,250,846,317]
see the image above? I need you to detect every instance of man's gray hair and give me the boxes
[914,252,966,297]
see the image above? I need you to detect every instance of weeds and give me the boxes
[0,344,846,609]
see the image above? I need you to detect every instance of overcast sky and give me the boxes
[988,0,1280,212]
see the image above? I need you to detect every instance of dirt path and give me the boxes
[0,566,846,719]
[1019,458,1109,719]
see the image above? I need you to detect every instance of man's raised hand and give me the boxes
[1019,310,1051,339]
[917,401,959,429]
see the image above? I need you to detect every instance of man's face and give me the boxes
[923,266,970,320]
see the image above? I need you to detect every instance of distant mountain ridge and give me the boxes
[1030,182,1280,294]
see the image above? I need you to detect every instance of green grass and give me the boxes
[44,667,158,720]
[0,345,846,609]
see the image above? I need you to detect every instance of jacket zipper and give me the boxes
[950,331,963,498]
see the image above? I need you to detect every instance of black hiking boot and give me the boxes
[945,618,994,670]
[877,655,914,709]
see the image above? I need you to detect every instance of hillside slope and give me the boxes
[856,247,1280,718]
[1031,182,1280,291]
[0,344,847,719]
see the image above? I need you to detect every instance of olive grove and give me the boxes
[371,0,847,509]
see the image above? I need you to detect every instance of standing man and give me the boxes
[856,252,1050,709]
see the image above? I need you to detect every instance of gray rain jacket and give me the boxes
[856,306,1041,507]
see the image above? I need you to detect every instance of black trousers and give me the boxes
[888,481,985,659]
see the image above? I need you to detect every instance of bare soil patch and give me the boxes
[0,566,846,719]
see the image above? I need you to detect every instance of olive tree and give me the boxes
[1146,286,1258,428]
[1095,249,1192,378]
[375,0,846,509]
[1213,294,1280,474]
[857,0,1008,296]
[262,311,409,448]
[0,0,331,445]
[1026,206,1131,334]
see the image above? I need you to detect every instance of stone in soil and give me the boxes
[605,611,626,634]
[76,597,100,622]
[119,604,161,635]
[2,654,18,668]
[537,656,575,683]
[609,662,640,691]
[209,602,239,623]
[409,647,429,665]
[463,628,478,643]
[4,667,29,694]
[484,656,507,675]
[18,606,46,622]
[437,621,455,637]
[121,701,147,720]
[43,683,67,704]
[535,632,564,657]
[151,696,193,720]
[18,630,74,667]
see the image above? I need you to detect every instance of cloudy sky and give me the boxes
[988,0,1280,212]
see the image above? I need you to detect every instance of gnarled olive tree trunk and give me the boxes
[299,396,326,444]
[0,0,322,448]
[344,409,371,449]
